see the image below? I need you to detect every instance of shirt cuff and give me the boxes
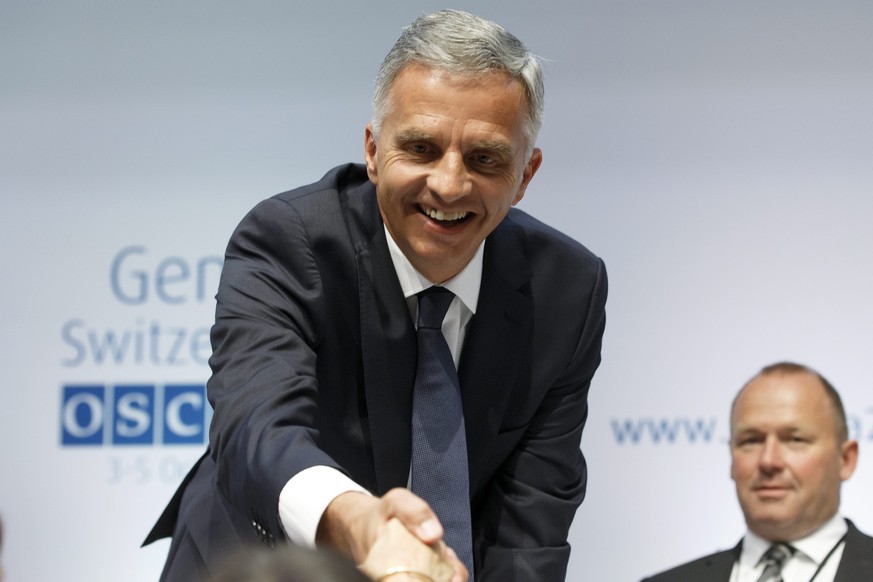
[278,465,372,547]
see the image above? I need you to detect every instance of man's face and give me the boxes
[730,372,858,541]
[364,65,542,283]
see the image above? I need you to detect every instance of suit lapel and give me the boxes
[457,220,534,492]
[705,542,742,582]
[345,182,418,493]
[834,519,873,582]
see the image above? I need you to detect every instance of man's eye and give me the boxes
[410,144,430,154]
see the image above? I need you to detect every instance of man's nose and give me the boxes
[758,438,784,471]
[427,153,470,202]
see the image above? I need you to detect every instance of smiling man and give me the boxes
[365,64,541,285]
[643,362,873,582]
[144,10,606,582]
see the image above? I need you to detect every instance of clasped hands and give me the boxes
[317,488,468,582]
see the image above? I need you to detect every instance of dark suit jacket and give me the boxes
[144,163,607,581]
[642,519,873,582]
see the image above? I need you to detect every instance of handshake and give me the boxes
[321,488,469,582]
[211,490,466,582]
[359,517,461,582]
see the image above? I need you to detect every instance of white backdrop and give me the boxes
[1,1,872,580]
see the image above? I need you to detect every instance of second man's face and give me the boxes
[730,372,857,541]
[365,65,542,284]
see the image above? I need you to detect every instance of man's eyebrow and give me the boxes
[392,128,516,158]
[393,128,434,144]
[469,139,514,158]
[732,427,762,438]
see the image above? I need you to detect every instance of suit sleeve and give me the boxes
[476,257,607,581]
[205,197,343,540]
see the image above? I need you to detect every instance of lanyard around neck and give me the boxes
[807,532,848,582]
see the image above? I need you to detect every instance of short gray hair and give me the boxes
[372,9,544,157]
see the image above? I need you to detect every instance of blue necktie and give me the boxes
[410,287,474,579]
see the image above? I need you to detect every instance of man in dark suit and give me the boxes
[644,362,873,582]
[143,9,607,582]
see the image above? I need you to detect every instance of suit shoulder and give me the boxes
[270,163,369,208]
[499,207,604,273]
[842,518,873,574]
[642,548,737,582]
[846,518,873,544]
[235,163,369,233]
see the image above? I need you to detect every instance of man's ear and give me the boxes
[364,124,378,184]
[512,147,543,206]
[839,439,859,481]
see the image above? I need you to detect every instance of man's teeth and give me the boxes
[424,208,468,221]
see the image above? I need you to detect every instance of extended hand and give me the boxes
[316,488,468,582]
[359,517,459,582]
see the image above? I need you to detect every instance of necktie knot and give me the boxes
[756,543,794,582]
[417,287,454,329]
[763,543,792,566]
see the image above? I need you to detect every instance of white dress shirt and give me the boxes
[277,225,483,546]
[730,514,848,582]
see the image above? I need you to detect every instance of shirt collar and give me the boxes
[741,513,848,567]
[788,514,848,565]
[383,224,482,314]
[741,529,777,569]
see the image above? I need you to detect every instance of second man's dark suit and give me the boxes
[145,163,608,581]
[642,519,873,582]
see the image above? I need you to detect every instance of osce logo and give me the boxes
[61,384,209,446]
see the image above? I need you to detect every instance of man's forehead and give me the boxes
[732,420,805,433]
[387,65,528,114]
[392,122,517,150]
[731,372,834,429]
[739,371,820,399]
[382,76,528,155]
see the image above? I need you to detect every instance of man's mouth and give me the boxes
[754,484,790,496]
[421,205,470,223]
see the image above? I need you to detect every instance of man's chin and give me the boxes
[746,509,800,539]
